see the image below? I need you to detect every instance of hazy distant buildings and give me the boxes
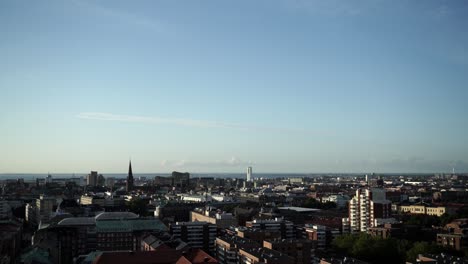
[247,167,252,182]
[105,177,115,188]
[87,171,98,186]
[172,171,190,189]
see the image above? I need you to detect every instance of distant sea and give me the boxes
[0,172,357,180]
[0,172,438,181]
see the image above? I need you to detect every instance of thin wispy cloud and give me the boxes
[71,0,164,32]
[282,0,375,16]
[76,112,312,133]
[160,157,254,168]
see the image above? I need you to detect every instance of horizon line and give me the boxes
[0,171,462,175]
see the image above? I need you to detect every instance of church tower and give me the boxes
[126,160,134,192]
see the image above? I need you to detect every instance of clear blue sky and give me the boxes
[1,0,467,173]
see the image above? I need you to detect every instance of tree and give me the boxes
[406,241,444,262]
[127,198,150,216]
[332,233,404,263]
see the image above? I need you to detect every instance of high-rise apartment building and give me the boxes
[87,171,98,186]
[345,188,391,233]
[246,167,252,182]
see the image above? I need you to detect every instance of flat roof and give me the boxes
[278,206,321,212]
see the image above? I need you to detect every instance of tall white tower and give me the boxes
[247,167,252,182]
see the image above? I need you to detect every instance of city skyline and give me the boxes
[1,0,468,173]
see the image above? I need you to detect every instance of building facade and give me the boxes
[245,218,294,239]
[348,188,391,232]
[87,171,98,186]
[170,221,216,253]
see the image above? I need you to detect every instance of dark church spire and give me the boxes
[126,160,134,192]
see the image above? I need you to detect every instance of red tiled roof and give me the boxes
[186,249,218,264]
[94,250,182,264]
[93,248,217,264]
[176,257,192,264]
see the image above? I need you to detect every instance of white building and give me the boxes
[25,203,36,225]
[246,167,252,182]
[322,194,350,208]
[348,188,391,233]
[181,194,209,203]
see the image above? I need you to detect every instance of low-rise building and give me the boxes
[436,219,468,251]
[190,207,237,229]
[245,218,294,239]
[238,247,294,264]
[263,239,314,264]
[396,204,456,217]
[303,224,339,249]
[322,194,350,208]
[236,227,281,244]
[215,236,258,264]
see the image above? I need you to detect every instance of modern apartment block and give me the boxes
[345,188,391,232]
[170,221,217,253]
[246,167,252,182]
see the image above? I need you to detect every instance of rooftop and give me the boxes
[278,206,321,212]
[95,212,139,221]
